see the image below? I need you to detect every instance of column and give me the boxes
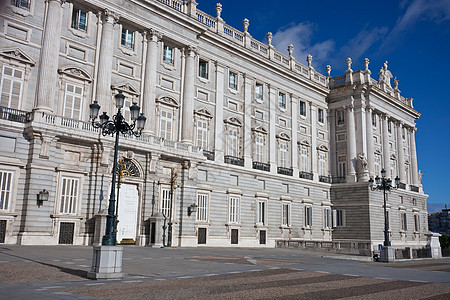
[346,104,357,182]
[142,29,161,135]
[214,63,225,161]
[34,0,65,113]
[291,95,298,174]
[268,86,277,173]
[95,10,119,110]
[382,114,391,173]
[365,107,375,178]
[310,102,317,178]
[243,75,252,168]
[328,109,336,177]
[409,127,419,186]
[396,122,406,182]
[181,46,196,144]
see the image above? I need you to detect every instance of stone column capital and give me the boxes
[147,29,163,42]
[185,46,197,57]
[344,104,354,112]
[103,9,120,24]
[46,0,66,6]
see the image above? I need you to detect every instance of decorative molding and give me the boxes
[0,48,36,66]
[252,125,267,134]
[224,116,242,127]
[276,132,291,141]
[58,66,92,82]
[156,95,179,108]
[194,107,213,119]
[111,83,140,96]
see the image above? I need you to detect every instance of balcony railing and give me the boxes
[299,171,314,180]
[277,167,293,176]
[398,182,406,190]
[410,185,419,193]
[253,161,270,172]
[203,150,215,161]
[319,176,332,183]
[224,155,244,166]
[332,177,346,183]
[0,106,31,123]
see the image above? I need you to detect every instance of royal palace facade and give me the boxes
[0,0,433,254]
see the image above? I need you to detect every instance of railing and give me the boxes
[253,161,270,172]
[332,176,346,183]
[319,175,332,183]
[156,0,183,12]
[410,185,419,193]
[0,106,31,123]
[277,167,293,176]
[398,182,406,190]
[299,171,314,180]
[276,240,372,256]
[224,155,244,166]
[196,11,216,28]
[203,150,215,161]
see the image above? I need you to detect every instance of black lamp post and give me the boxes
[89,92,146,246]
[369,169,400,247]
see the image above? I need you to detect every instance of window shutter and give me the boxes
[332,209,337,228]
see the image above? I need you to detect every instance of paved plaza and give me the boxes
[0,245,449,299]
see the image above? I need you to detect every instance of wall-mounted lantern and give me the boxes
[187,204,198,216]
[37,189,49,205]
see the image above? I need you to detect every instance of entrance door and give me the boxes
[117,184,138,244]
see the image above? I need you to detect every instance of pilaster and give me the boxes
[310,102,318,179]
[382,114,391,172]
[214,62,225,162]
[243,74,253,168]
[396,121,406,182]
[290,94,298,174]
[268,85,277,173]
[365,106,375,178]
[409,127,419,186]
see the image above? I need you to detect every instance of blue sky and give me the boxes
[197,0,450,212]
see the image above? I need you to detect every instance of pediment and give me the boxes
[317,144,329,152]
[374,148,382,154]
[58,66,92,82]
[390,153,397,160]
[111,83,140,96]
[276,132,291,141]
[252,125,267,134]
[156,96,179,108]
[298,139,310,146]
[224,117,242,127]
[0,47,35,66]
[194,107,213,118]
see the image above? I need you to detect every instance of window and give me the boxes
[161,188,172,218]
[257,200,266,225]
[229,197,240,223]
[299,101,306,117]
[254,134,265,162]
[121,28,134,50]
[63,83,83,120]
[278,92,286,108]
[372,113,376,127]
[0,66,24,109]
[255,83,263,100]
[318,151,327,176]
[414,214,420,231]
[318,108,324,123]
[388,121,392,133]
[412,198,417,206]
[374,153,381,176]
[299,146,309,172]
[305,206,312,227]
[227,127,239,157]
[324,207,332,229]
[229,71,237,90]
[196,119,208,149]
[59,177,79,214]
[401,212,407,231]
[334,209,346,227]
[11,0,30,10]
[282,203,290,226]
[159,110,173,140]
[71,8,87,32]
[196,193,208,222]
[337,110,345,125]
[390,159,396,179]
[338,155,346,178]
[198,60,208,79]
[0,171,13,210]
[163,45,174,65]
[279,142,288,168]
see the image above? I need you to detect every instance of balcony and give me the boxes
[332,177,346,183]
[319,176,332,183]
[202,150,215,161]
[410,185,419,193]
[253,161,270,172]
[277,167,293,176]
[299,171,314,180]
[398,182,406,190]
[0,106,31,123]
[224,155,244,166]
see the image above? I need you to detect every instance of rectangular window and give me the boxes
[160,188,172,218]
[388,121,392,133]
[374,153,381,176]
[305,206,312,227]
[255,83,263,100]
[337,110,345,125]
[333,209,346,227]
[0,66,24,109]
[282,203,290,226]
[229,71,237,90]
[11,0,30,10]
[228,128,239,157]
[318,151,327,176]
[257,200,266,225]
[278,92,286,108]
[372,113,377,127]
[229,197,240,223]
[121,28,134,50]
[299,146,309,172]
[0,171,13,211]
[196,119,208,149]
[338,155,346,178]
[198,60,208,79]
[318,108,324,123]
[163,45,174,65]
[159,110,173,140]
[299,101,306,117]
[414,214,420,231]
[63,83,83,120]
[279,142,288,168]
[196,193,208,222]
[255,135,264,162]
[324,208,332,229]
[71,8,87,32]
[59,177,79,214]
[401,212,407,231]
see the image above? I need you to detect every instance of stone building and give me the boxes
[0,0,431,253]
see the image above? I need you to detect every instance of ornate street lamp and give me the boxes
[89,92,146,246]
[369,169,400,262]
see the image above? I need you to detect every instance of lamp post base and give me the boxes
[380,245,395,263]
[87,245,124,279]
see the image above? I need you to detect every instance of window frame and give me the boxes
[0,170,14,211]
[0,65,24,110]
[323,207,332,229]
[228,71,238,90]
[400,211,408,231]
[304,205,313,228]
[318,108,324,124]
[71,7,88,32]
[120,27,135,50]
[228,196,240,224]
[198,59,209,80]
[62,82,83,120]
[282,202,291,227]
[255,83,263,101]
[299,100,306,117]
[159,108,174,141]
[336,110,345,126]
[55,172,84,216]
[254,133,265,163]
[256,200,267,226]
[196,192,209,222]
[163,44,175,65]
[278,92,286,109]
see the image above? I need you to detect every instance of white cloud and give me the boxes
[339,27,388,62]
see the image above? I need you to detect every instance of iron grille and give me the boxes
[58,222,75,244]
[259,230,266,245]
[231,229,238,244]
[198,228,207,244]
[0,220,6,243]
[253,161,270,172]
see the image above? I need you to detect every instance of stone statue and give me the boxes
[358,153,368,171]
[393,77,399,90]
[378,60,393,88]
[418,170,423,183]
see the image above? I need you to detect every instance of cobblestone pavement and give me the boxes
[0,245,449,299]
